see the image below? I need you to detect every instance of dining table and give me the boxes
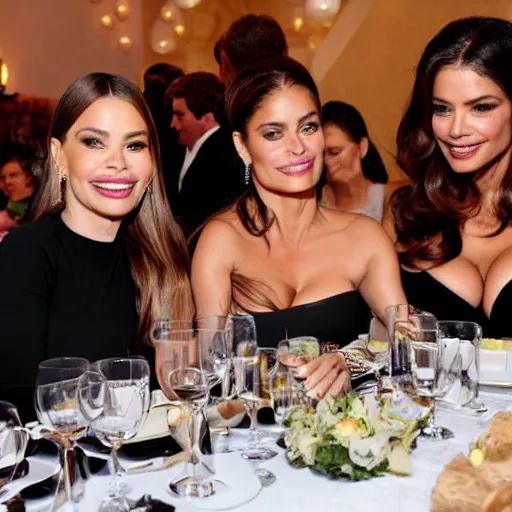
[18,386,512,512]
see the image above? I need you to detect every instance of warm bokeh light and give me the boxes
[174,0,202,8]
[0,61,8,88]
[305,0,341,21]
[293,17,304,32]
[119,36,132,52]
[115,0,130,21]
[174,24,185,37]
[100,15,114,28]
[161,6,174,22]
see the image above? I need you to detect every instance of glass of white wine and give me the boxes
[35,357,90,510]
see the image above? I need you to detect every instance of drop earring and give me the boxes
[244,162,252,185]
[57,165,66,204]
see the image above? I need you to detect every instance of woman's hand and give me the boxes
[296,353,351,399]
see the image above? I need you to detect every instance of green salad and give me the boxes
[285,392,429,481]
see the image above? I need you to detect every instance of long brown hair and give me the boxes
[392,17,512,268]
[224,57,321,311]
[32,72,194,345]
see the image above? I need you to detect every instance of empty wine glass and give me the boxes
[35,357,90,510]
[0,402,29,491]
[154,327,219,499]
[82,357,150,512]
[438,321,484,412]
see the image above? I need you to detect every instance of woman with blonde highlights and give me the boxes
[0,73,193,421]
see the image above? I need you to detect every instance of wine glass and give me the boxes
[0,402,29,491]
[196,328,229,392]
[35,357,90,509]
[233,352,277,462]
[83,357,150,512]
[226,314,258,357]
[437,321,484,412]
[400,317,458,439]
[154,327,219,499]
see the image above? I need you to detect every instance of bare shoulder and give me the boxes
[483,247,512,316]
[319,207,392,245]
[193,208,243,266]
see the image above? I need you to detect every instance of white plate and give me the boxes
[0,456,60,504]
[166,452,261,510]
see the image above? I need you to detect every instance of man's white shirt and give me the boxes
[178,125,220,192]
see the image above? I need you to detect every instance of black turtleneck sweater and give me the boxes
[0,215,138,423]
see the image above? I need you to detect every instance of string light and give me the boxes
[305,0,341,22]
[100,15,114,28]
[174,24,185,37]
[115,0,130,21]
[174,0,202,8]
[161,6,174,22]
[119,36,132,52]
[293,17,304,32]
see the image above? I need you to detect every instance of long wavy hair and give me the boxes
[391,17,512,268]
[32,72,194,345]
[224,57,321,310]
[321,101,388,184]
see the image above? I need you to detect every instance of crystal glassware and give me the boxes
[80,357,150,512]
[154,327,219,499]
[0,401,29,490]
[226,314,258,358]
[35,357,90,510]
[233,352,277,462]
[437,321,484,411]
[401,316,459,439]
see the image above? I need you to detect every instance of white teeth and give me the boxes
[450,144,481,154]
[92,182,134,190]
[285,163,309,172]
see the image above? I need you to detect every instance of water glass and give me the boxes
[82,357,150,512]
[402,317,459,440]
[226,314,258,357]
[438,321,483,409]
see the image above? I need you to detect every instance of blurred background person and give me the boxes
[168,72,244,236]
[0,143,37,238]
[143,62,184,206]
[219,14,288,85]
[319,101,403,222]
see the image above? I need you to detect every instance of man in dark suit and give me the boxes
[166,72,244,237]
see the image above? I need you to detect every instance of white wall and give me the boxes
[0,0,144,99]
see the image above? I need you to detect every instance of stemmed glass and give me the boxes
[226,314,258,358]
[154,327,219,499]
[79,358,150,512]
[0,401,30,490]
[438,321,485,412]
[35,357,90,510]
[399,316,459,439]
[233,348,277,461]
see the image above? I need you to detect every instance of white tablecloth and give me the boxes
[26,388,512,512]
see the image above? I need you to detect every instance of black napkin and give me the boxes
[132,495,175,511]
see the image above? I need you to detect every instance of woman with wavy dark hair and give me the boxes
[192,57,406,399]
[385,16,512,335]
[0,73,193,421]
[319,101,400,222]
